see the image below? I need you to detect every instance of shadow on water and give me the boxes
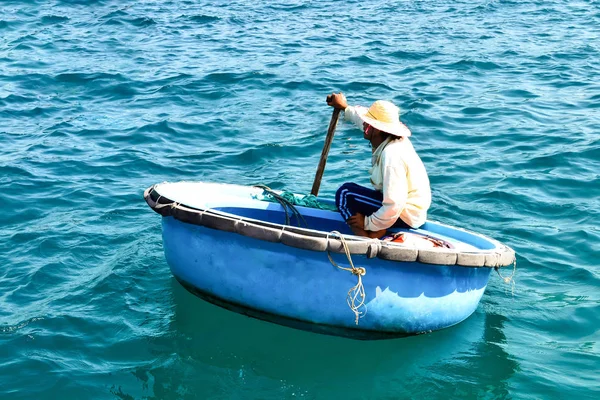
[127,279,519,399]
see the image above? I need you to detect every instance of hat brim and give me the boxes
[356,106,412,137]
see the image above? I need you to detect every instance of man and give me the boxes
[326,93,431,238]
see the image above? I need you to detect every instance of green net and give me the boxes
[277,192,338,211]
[258,189,338,211]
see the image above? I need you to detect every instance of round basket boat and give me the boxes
[144,181,515,340]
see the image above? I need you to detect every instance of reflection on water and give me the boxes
[111,279,517,399]
[412,306,520,398]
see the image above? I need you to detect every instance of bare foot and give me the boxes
[366,229,387,239]
[350,226,387,239]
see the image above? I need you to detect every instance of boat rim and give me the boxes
[144,182,516,269]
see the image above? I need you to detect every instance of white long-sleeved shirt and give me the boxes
[344,106,432,230]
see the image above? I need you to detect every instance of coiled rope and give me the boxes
[254,185,308,227]
[326,231,367,325]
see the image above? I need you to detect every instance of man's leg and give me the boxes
[336,182,383,219]
[336,183,389,237]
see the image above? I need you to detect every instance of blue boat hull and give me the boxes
[162,216,492,339]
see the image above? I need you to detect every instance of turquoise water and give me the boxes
[1,0,599,398]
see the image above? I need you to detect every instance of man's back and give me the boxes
[378,138,431,228]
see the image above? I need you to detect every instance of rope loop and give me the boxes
[495,259,517,296]
[326,231,367,325]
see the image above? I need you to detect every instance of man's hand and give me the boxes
[347,213,365,230]
[326,92,348,110]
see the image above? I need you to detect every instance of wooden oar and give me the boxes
[311,105,341,196]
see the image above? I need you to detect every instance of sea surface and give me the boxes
[1,0,599,399]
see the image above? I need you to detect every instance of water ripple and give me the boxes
[0,0,599,398]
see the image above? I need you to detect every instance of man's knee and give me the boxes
[336,182,359,197]
[336,182,359,213]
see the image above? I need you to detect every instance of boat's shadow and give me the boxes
[167,278,516,394]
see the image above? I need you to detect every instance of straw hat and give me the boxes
[356,100,411,137]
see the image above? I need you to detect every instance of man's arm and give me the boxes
[326,92,364,130]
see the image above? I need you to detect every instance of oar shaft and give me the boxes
[311,108,341,196]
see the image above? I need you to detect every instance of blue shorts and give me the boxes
[335,182,412,229]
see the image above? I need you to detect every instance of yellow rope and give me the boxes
[326,231,367,325]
